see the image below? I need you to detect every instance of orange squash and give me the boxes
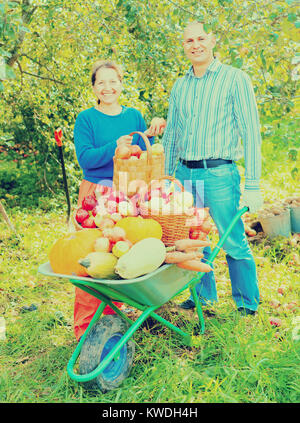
[49,228,102,276]
[115,216,162,244]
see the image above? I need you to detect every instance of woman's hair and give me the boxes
[91,60,123,86]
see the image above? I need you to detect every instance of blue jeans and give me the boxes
[175,161,260,311]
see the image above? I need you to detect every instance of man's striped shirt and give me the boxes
[162,58,262,190]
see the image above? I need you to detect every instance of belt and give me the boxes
[179,158,233,168]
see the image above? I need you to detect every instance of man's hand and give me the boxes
[116,135,133,146]
[240,189,263,213]
[145,117,167,137]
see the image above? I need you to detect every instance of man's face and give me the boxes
[182,23,216,66]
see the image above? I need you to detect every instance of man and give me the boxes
[162,21,263,316]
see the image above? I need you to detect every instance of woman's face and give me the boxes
[93,67,122,106]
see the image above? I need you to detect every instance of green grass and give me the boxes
[0,122,299,403]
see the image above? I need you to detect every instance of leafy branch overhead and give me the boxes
[0,0,298,191]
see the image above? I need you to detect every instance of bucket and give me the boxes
[259,209,291,239]
[290,206,300,233]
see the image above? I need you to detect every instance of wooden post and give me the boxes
[0,200,17,234]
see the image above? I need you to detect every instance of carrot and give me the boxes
[165,251,203,264]
[176,259,212,273]
[174,238,210,252]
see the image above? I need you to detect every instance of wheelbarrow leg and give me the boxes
[68,301,106,373]
[190,285,205,334]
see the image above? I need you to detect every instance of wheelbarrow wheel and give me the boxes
[79,315,135,393]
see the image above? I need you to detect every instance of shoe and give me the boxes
[179,299,196,310]
[180,300,216,317]
[238,307,256,316]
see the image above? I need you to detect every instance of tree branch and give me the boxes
[7,1,38,67]
[20,70,66,84]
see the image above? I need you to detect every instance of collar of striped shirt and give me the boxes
[186,57,222,77]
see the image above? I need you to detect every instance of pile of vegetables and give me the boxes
[49,217,212,280]
[50,183,215,280]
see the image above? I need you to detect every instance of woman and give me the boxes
[73,59,165,341]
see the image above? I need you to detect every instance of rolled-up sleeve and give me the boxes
[162,86,181,176]
[233,70,262,190]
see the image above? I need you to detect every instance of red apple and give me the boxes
[130,145,142,158]
[269,318,282,327]
[75,208,89,224]
[96,185,109,196]
[82,195,98,211]
[81,216,97,228]
[107,191,126,204]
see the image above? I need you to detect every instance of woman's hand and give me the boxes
[145,117,167,137]
[116,135,133,146]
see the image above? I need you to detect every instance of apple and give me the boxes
[130,145,142,158]
[110,212,122,223]
[139,151,147,161]
[107,191,126,204]
[199,221,212,234]
[173,191,194,209]
[184,206,195,216]
[148,197,163,214]
[102,227,126,243]
[75,208,89,224]
[94,237,111,253]
[189,228,206,240]
[115,145,131,159]
[97,217,115,230]
[269,318,282,327]
[96,185,109,196]
[82,195,98,211]
[81,216,97,228]
[106,200,118,214]
[151,143,164,155]
[118,201,134,216]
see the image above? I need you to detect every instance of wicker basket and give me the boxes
[113,131,165,194]
[139,176,191,246]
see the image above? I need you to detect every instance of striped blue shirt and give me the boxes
[162,58,262,190]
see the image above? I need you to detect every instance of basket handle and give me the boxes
[154,175,185,193]
[129,131,153,165]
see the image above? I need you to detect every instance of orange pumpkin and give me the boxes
[49,229,102,276]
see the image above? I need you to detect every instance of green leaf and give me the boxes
[0,81,4,92]
[5,65,16,79]
[291,167,298,180]
[288,149,298,161]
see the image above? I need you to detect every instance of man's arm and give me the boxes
[233,70,263,212]
[162,87,181,176]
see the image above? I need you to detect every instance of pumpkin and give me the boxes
[49,228,102,276]
[115,216,162,244]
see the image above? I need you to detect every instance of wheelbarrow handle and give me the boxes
[206,206,249,265]
[54,128,71,224]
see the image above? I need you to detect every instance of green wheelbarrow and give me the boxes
[38,207,248,392]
